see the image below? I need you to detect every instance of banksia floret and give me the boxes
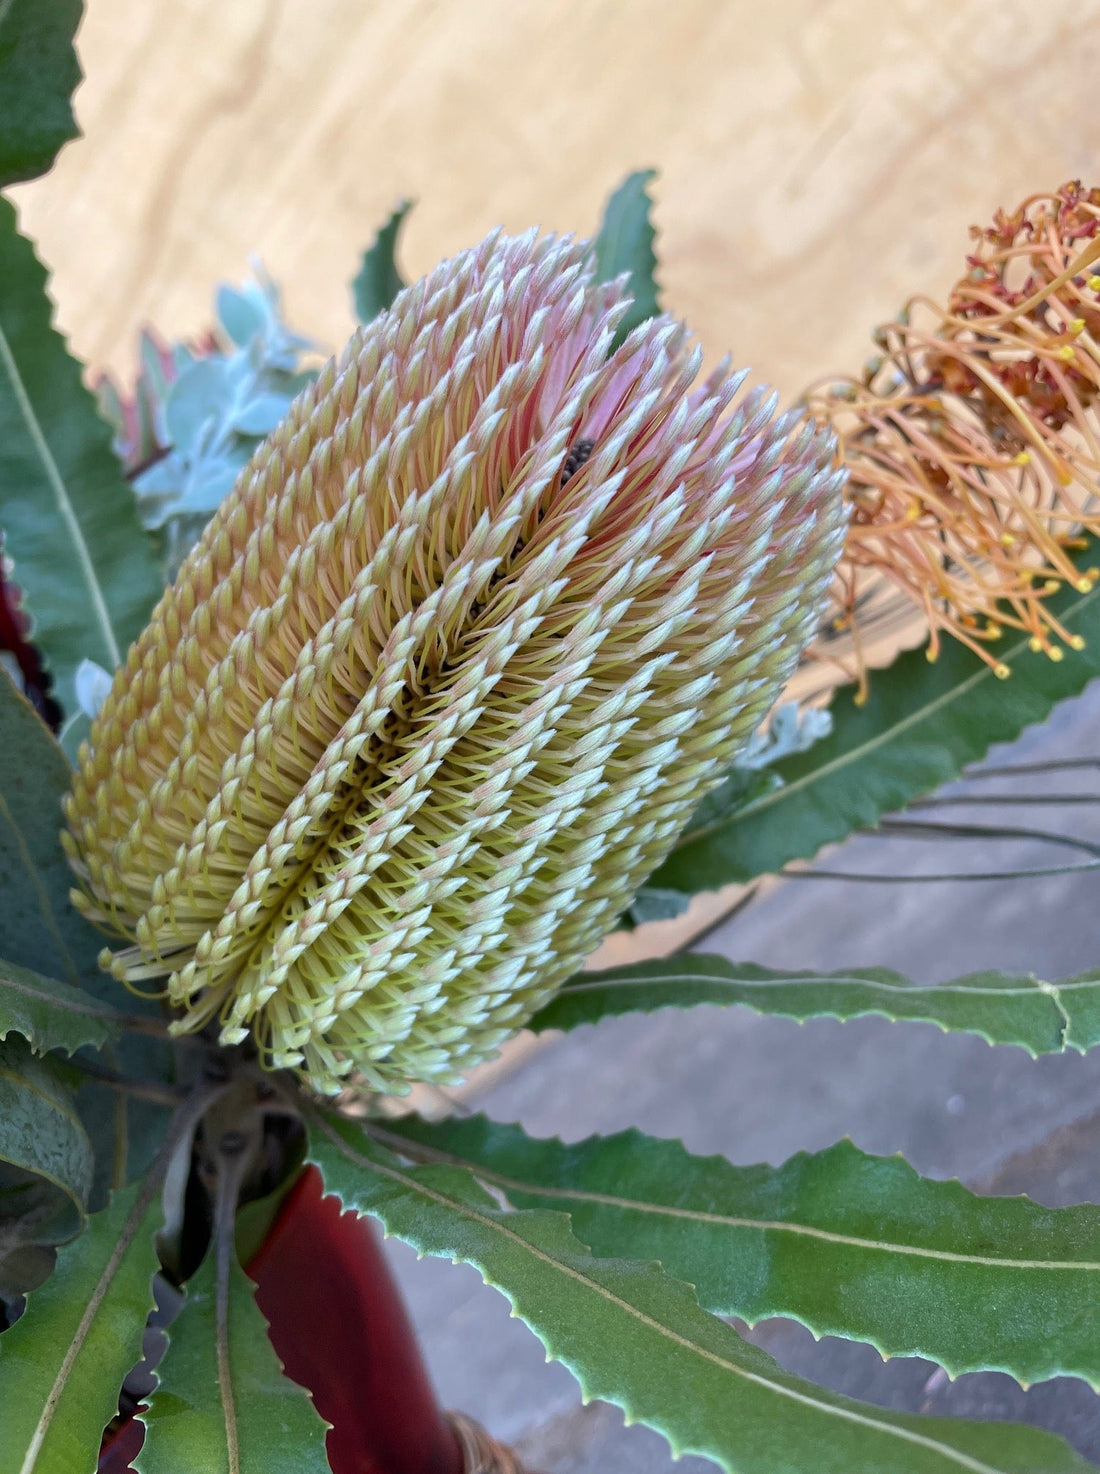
[810,182,1100,698]
[65,230,846,1095]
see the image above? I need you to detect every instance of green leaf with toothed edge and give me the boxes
[384,1113,1100,1390]
[0,1035,92,1237]
[0,200,163,719]
[136,1252,331,1474]
[527,952,1100,1056]
[0,956,122,1057]
[0,1174,163,1474]
[352,200,414,325]
[0,670,102,992]
[593,170,661,347]
[0,670,176,1204]
[647,535,1100,897]
[306,1108,1093,1474]
[0,1036,93,1301]
[0,0,82,187]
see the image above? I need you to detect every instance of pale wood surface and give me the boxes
[13,0,1100,405]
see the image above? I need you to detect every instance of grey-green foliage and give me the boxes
[131,266,316,577]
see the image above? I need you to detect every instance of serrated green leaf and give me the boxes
[648,540,1100,895]
[0,668,109,988]
[0,956,122,1056]
[528,953,1086,1055]
[0,1173,162,1474]
[387,1114,1100,1389]
[0,1036,92,1299]
[0,671,174,1203]
[352,201,413,325]
[0,200,163,717]
[0,1035,92,1236]
[0,0,82,187]
[593,170,660,346]
[306,1108,1091,1474]
[137,1252,330,1474]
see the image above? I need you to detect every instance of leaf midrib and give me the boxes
[0,966,119,1021]
[17,1178,156,1474]
[558,967,1097,1001]
[366,1123,1098,1274]
[0,317,121,670]
[315,1113,1017,1474]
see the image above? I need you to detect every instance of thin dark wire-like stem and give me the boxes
[964,757,1100,779]
[784,858,1100,883]
[876,817,1100,857]
[910,793,1100,808]
[67,1053,187,1107]
[675,883,761,956]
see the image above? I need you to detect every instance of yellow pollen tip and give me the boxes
[993,662,1011,679]
[925,646,938,663]
[1028,637,1044,653]
[1090,275,1100,291]
[1070,634,1087,650]
[1043,580,1062,594]
[1056,344,1076,361]
[1048,646,1064,662]
[1000,532,1016,546]
[985,622,1002,638]
[1071,318,1086,335]
[905,502,921,522]
[1075,577,1094,593]
[1011,452,1030,468]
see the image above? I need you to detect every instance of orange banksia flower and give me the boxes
[66,230,846,1094]
[811,182,1100,697]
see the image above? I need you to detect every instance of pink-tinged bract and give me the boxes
[65,230,847,1095]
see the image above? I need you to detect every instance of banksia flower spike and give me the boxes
[810,182,1100,698]
[65,230,846,1096]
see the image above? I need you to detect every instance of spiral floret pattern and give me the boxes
[66,230,847,1094]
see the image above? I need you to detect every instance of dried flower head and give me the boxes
[65,230,846,1095]
[810,182,1100,698]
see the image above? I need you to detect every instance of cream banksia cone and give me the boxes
[65,230,847,1095]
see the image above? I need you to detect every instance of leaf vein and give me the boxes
[0,318,121,669]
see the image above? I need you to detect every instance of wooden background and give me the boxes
[12,0,1100,403]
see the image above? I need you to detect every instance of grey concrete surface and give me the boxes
[383,681,1100,1470]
